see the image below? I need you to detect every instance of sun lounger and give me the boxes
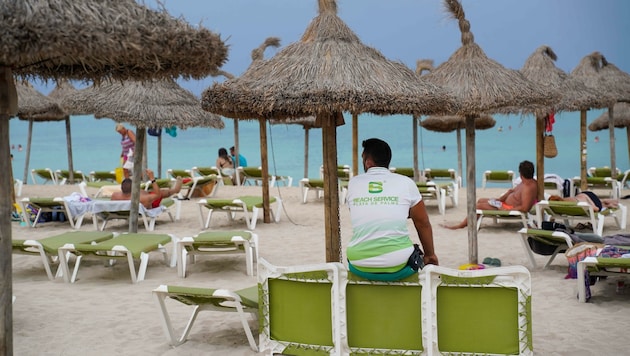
[12,231,114,281]
[192,166,233,186]
[476,209,531,231]
[55,169,88,185]
[91,198,180,231]
[89,170,117,183]
[535,199,627,236]
[299,178,325,203]
[517,228,574,269]
[20,196,89,229]
[237,166,276,187]
[57,232,177,283]
[424,167,462,187]
[571,176,621,199]
[577,246,630,302]
[177,230,258,277]
[30,168,57,185]
[417,182,446,215]
[167,168,219,199]
[197,195,282,230]
[153,284,258,350]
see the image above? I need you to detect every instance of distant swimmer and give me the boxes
[594,136,600,143]
[498,126,503,132]
[18,144,22,152]
[442,145,446,152]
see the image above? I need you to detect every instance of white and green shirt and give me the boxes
[346,167,421,273]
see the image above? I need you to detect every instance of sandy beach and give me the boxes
[11,182,630,355]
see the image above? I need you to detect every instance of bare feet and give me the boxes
[172,176,183,194]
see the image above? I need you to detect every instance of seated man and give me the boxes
[443,160,537,230]
[346,138,438,281]
[112,169,182,209]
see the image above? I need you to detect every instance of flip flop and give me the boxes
[491,258,502,267]
[482,257,494,265]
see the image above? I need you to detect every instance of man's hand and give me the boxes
[423,254,439,266]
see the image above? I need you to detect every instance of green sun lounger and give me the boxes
[197,195,282,229]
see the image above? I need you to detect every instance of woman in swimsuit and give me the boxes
[549,191,619,212]
[216,147,236,182]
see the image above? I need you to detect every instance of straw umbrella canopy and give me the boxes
[271,116,319,178]
[0,2,227,347]
[202,0,455,263]
[422,0,557,264]
[420,114,496,184]
[62,77,225,183]
[516,45,608,199]
[589,102,630,168]
[571,52,630,181]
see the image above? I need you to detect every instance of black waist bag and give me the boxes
[407,244,424,271]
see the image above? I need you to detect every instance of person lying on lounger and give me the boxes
[442,160,538,230]
[112,169,182,209]
[548,191,619,212]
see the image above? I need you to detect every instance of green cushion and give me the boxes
[392,167,414,178]
[426,168,454,179]
[304,179,324,188]
[196,167,220,176]
[487,171,512,180]
[268,278,333,347]
[169,169,191,178]
[437,285,520,354]
[242,167,263,178]
[346,277,423,351]
[194,230,252,244]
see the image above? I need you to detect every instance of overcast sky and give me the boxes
[35,1,630,97]
[151,0,629,96]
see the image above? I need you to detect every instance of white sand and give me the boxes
[11,183,630,355]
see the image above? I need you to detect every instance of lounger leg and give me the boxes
[248,207,257,230]
[235,302,258,352]
[244,241,253,276]
[273,198,282,223]
[178,247,187,278]
[134,252,149,283]
[518,233,537,269]
[153,290,202,346]
[70,255,83,283]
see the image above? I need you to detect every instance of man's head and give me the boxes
[121,178,132,194]
[361,138,392,172]
[229,146,235,154]
[519,160,535,179]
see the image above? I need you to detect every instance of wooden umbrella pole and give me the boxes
[157,133,162,178]
[128,127,145,233]
[608,105,617,179]
[626,127,630,169]
[580,110,588,191]
[457,128,463,187]
[352,113,358,177]
[321,113,341,262]
[65,116,75,184]
[22,119,33,183]
[536,114,545,201]
[234,119,241,185]
[304,127,310,178]
[465,115,477,264]
[413,115,419,181]
[259,118,271,223]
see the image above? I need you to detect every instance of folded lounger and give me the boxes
[57,232,177,283]
[153,284,259,351]
[177,230,259,277]
[197,195,282,230]
[299,178,325,204]
[12,231,114,281]
[54,169,88,185]
[91,198,180,231]
[417,182,446,215]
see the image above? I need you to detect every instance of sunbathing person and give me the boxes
[111,169,182,209]
[548,191,619,212]
[442,160,538,230]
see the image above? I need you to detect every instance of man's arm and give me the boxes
[498,188,514,202]
[512,185,537,212]
[410,201,439,266]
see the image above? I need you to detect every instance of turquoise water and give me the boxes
[8,110,629,187]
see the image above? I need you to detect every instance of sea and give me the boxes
[8,110,629,188]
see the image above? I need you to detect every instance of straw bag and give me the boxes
[544,134,557,158]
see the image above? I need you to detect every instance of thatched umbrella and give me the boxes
[516,45,608,199]
[15,80,68,184]
[422,0,556,264]
[420,114,496,184]
[0,2,227,347]
[271,116,319,178]
[589,102,630,168]
[202,0,455,263]
[62,77,225,187]
[571,52,630,182]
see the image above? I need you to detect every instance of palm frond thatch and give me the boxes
[62,78,224,129]
[2,0,227,82]
[588,102,630,131]
[420,114,495,132]
[201,0,455,120]
[15,81,66,121]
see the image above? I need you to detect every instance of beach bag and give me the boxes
[122,149,134,169]
[544,134,557,158]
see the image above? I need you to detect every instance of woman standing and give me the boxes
[116,124,136,178]
[216,147,235,183]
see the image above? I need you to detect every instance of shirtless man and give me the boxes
[443,160,537,230]
[111,169,182,209]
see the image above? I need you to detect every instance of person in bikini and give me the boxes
[443,160,538,230]
[111,169,182,209]
[548,191,619,212]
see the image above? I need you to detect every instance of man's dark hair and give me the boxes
[229,146,235,152]
[362,138,392,167]
[519,160,535,179]
[121,178,132,194]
